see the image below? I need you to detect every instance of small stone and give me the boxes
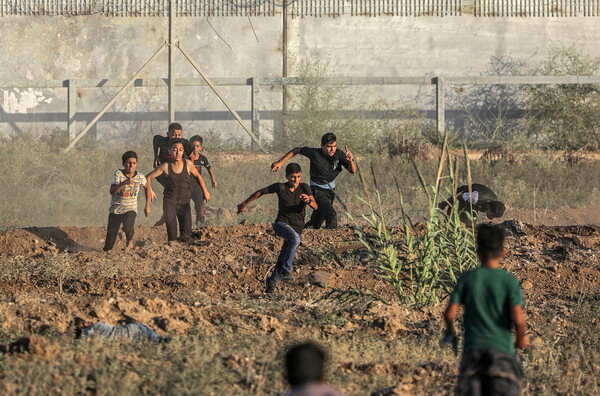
[522,280,533,290]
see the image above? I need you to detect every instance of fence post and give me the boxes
[434,76,445,135]
[251,77,260,151]
[67,79,76,141]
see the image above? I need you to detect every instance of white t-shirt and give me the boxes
[109,170,147,214]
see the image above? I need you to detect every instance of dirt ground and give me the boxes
[0,221,598,395]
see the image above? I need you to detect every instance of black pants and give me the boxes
[457,349,523,396]
[164,200,192,241]
[104,211,137,251]
[308,187,337,229]
[190,185,206,223]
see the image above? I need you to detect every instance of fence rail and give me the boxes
[2,75,600,145]
[1,0,599,17]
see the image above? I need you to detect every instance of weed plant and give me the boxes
[351,138,478,307]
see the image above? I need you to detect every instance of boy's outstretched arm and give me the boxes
[237,187,270,213]
[188,160,211,202]
[512,305,529,350]
[207,167,218,188]
[271,147,301,172]
[144,164,166,215]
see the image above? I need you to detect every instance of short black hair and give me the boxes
[121,151,138,163]
[190,135,204,145]
[285,342,326,387]
[169,138,185,149]
[285,163,302,175]
[476,224,505,262]
[168,123,183,133]
[321,133,337,146]
[488,201,506,218]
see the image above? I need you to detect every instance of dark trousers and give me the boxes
[163,201,192,241]
[308,187,337,229]
[457,349,523,396]
[190,185,206,223]
[267,222,301,284]
[104,211,137,251]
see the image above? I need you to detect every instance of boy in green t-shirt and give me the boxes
[443,224,528,396]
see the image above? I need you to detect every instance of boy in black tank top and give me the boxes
[146,139,210,241]
[237,163,317,293]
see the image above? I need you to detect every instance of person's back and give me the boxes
[444,224,528,396]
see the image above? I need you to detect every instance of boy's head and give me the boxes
[168,123,183,139]
[285,163,302,188]
[476,224,506,264]
[285,342,327,387]
[169,138,186,161]
[121,151,138,173]
[486,201,506,220]
[320,133,337,157]
[190,135,204,154]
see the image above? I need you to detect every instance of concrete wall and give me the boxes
[1,14,599,145]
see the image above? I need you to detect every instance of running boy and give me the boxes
[189,135,218,226]
[270,132,356,229]
[443,224,528,396]
[104,151,153,251]
[237,163,317,292]
[146,139,210,241]
[439,183,506,225]
[152,122,192,226]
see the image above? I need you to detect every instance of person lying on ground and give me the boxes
[237,163,317,293]
[189,135,218,226]
[74,318,169,343]
[146,138,210,242]
[438,183,505,225]
[283,341,345,396]
[270,132,356,229]
[152,122,192,226]
[443,224,528,396]
[103,151,154,251]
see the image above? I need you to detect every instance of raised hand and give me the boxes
[345,146,354,162]
[271,162,282,172]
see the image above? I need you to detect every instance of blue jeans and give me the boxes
[268,222,301,283]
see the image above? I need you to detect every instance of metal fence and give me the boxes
[2,75,600,150]
[1,0,599,17]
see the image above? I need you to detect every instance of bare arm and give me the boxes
[143,182,153,217]
[271,147,301,172]
[237,187,270,213]
[144,164,167,214]
[152,135,161,168]
[512,305,528,349]
[344,146,357,174]
[444,302,460,336]
[207,167,218,188]
[188,160,210,202]
[300,194,318,211]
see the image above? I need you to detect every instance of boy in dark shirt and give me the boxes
[189,135,218,226]
[439,183,506,225]
[146,139,210,242]
[237,163,317,293]
[270,133,356,229]
[444,224,528,396]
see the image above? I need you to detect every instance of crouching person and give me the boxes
[237,163,317,293]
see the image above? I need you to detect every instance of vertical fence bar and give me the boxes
[251,78,260,150]
[67,79,77,141]
[435,76,445,135]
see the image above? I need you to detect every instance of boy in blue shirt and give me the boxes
[444,224,528,395]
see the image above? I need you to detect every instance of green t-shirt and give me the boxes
[450,267,524,356]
